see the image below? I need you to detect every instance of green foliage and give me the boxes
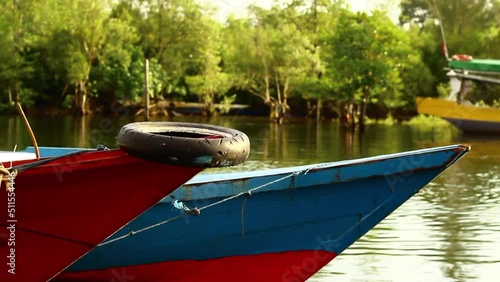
[0,0,498,118]
[466,83,500,107]
[223,3,316,116]
[138,0,217,95]
[0,0,36,106]
[397,26,435,105]
[185,16,233,115]
[218,94,237,114]
[400,0,500,96]
[401,0,498,54]
[91,50,167,104]
[326,10,411,106]
[436,82,451,98]
[45,30,88,84]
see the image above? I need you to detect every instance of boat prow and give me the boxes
[56,144,470,282]
[0,122,250,282]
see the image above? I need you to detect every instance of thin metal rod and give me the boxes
[430,0,449,59]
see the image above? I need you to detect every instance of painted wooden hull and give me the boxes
[416,97,500,134]
[0,149,203,282]
[56,144,470,282]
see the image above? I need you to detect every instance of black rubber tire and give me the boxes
[116,122,250,167]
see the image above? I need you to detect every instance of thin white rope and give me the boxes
[97,164,324,247]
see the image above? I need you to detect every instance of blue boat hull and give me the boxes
[50,144,469,281]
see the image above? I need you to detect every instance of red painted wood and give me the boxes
[56,250,337,282]
[0,149,203,282]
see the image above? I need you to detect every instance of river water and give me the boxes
[1,114,499,281]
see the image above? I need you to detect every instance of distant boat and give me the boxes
[0,122,250,282]
[416,97,500,134]
[416,57,500,134]
[55,144,470,282]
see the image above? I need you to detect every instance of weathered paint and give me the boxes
[0,149,204,282]
[57,250,337,282]
[55,145,469,281]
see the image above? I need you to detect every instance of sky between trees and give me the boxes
[200,0,401,22]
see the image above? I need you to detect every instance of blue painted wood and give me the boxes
[60,144,469,271]
[22,146,84,157]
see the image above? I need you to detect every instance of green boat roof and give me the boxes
[449,59,500,73]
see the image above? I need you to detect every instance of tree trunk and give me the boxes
[81,37,94,116]
[267,100,275,120]
[282,78,291,116]
[306,99,312,117]
[81,87,87,115]
[358,87,369,132]
[316,98,322,122]
[203,93,215,118]
[273,70,283,124]
[261,55,271,103]
[350,104,356,130]
[274,71,282,105]
[7,85,13,105]
[340,102,354,130]
[74,81,87,115]
[74,83,79,112]
[13,80,19,104]
[56,83,69,107]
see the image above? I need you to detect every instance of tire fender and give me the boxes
[116,122,250,167]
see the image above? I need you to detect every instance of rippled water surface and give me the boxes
[2,115,499,281]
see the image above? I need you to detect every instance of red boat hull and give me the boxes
[0,149,203,281]
[55,250,337,282]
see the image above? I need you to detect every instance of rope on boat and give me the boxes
[8,145,108,174]
[97,164,325,246]
[98,213,187,247]
[286,172,297,200]
[0,164,17,192]
[1,146,18,192]
[0,145,107,191]
[196,172,298,212]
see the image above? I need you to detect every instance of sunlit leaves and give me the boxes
[185,18,234,115]
[326,10,416,109]
[223,4,315,109]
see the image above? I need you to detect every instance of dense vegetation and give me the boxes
[1,0,499,127]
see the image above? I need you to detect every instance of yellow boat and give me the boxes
[416,58,500,134]
[416,97,500,134]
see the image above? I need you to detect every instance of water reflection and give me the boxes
[312,126,500,282]
[419,138,500,281]
[1,115,499,281]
